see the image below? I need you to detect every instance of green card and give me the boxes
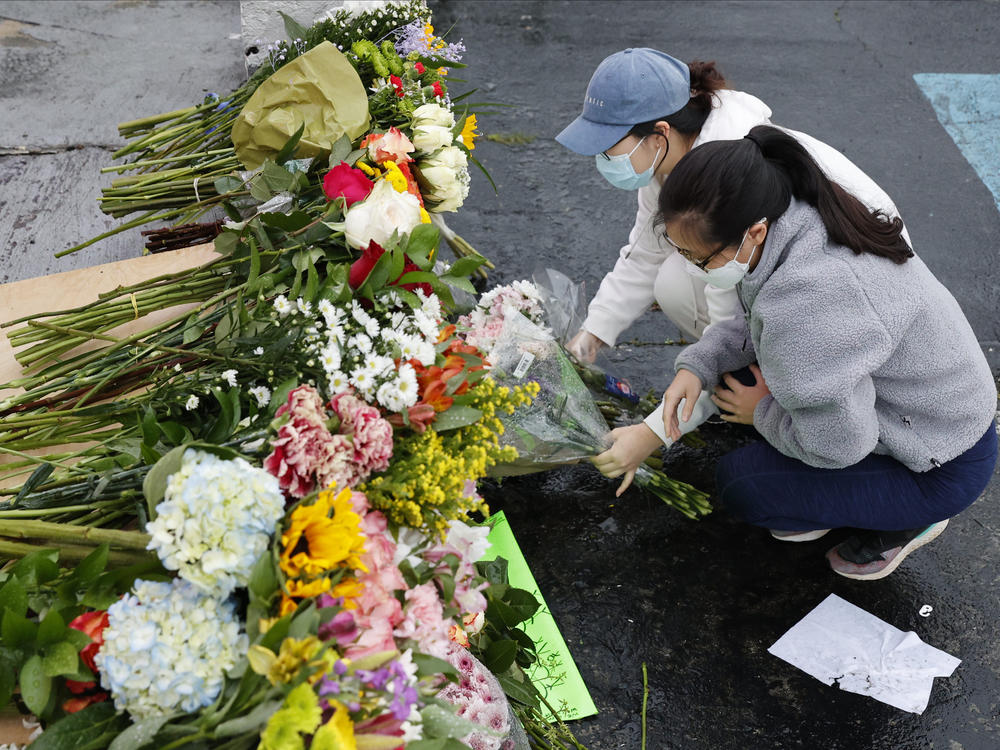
[481,511,598,721]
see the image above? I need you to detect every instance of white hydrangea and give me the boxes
[145,449,284,596]
[95,579,248,720]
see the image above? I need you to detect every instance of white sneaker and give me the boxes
[770,528,832,542]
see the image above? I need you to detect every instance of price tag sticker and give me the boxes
[513,351,535,378]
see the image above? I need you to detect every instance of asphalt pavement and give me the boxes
[2,1,1000,748]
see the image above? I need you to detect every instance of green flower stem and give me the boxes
[115,105,207,135]
[22,320,261,368]
[0,502,127,518]
[0,538,154,565]
[0,518,150,549]
[100,148,235,173]
[0,445,97,478]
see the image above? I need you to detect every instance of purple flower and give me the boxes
[319,610,359,647]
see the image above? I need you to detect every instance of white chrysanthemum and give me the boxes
[95,579,247,720]
[296,297,313,316]
[327,371,350,395]
[327,323,346,346]
[349,365,376,396]
[395,362,419,408]
[273,295,292,317]
[253,346,265,356]
[221,369,238,388]
[363,354,394,379]
[511,279,543,302]
[185,395,200,411]
[390,311,407,330]
[248,385,271,408]
[376,380,407,412]
[145,449,284,596]
[417,290,442,320]
[320,343,342,373]
[397,334,434,367]
[347,333,373,356]
[412,309,440,341]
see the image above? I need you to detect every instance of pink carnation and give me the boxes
[264,385,347,497]
[330,391,394,485]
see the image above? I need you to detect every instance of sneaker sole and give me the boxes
[831,519,949,580]
[770,529,831,542]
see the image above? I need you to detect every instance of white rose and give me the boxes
[412,102,455,128]
[411,124,453,153]
[343,179,422,249]
[422,145,467,171]
[420,165,468,212]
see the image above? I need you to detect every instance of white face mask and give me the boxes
[594,136,663,190]
[691,221,766,290]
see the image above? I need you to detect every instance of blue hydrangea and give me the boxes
[94,579,248,719]
[145,449,285,596]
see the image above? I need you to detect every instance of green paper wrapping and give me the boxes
[232,41,371,169]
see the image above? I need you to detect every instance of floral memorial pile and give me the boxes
[0,4,706,748]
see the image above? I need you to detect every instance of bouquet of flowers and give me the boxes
[462,281,712,518]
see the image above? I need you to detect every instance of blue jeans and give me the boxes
[716,424,998,532]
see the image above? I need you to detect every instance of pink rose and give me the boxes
[366,126,415,163]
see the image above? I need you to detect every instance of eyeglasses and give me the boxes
[663,234,727,271]
[664,219,766,271]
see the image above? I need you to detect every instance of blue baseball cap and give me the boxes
[556,48,691,155]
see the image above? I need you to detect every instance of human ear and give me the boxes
[654,121,671,140]
[748,221,768,247]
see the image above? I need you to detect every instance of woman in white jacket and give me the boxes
[556,48,906,479]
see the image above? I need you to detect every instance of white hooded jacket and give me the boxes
[581,89,907,348]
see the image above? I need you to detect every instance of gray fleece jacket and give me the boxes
[674,200,997,472]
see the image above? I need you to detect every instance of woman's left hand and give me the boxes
[710,364,771,424]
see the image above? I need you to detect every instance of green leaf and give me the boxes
[10,548,60,587]
[213,698,283,738]
[248,553,278,603]
[274,121,306,165]
[419,704,485,740]
[0,576,28,618]
[37,609,67,647]
[107,714,173,750]
[42,640,80,677]
[140,407,159,447]
[287,603,320,640]
[28,701,129,750]
[431,406,482,432]
[439,274,477,295]
[291,247,324,272]
[205,387,237,444]
[406,739,471,750]
[20,654,52,715]
[260,210,311,232]
[395,270,439,288]
[261,160,295,193]
[64,628,92,651]
[214,176,245,195]
[436,573,456,605]
[477,557,509,586]
[182,313,206,345]
[157,421,191,447]
[497,672,540,707]
[142,445,187,520]
[483,639,518,674]
[411,653,458,681]
[446,256,486,278]
[329,134,353,164]
[402,224,440,269]
[15,462,55,502]
[0,652,16,708]
[2,609,37,648]
[279,11,308,42]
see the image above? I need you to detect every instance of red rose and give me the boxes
[349,241,433,297]
[414,62,426,74]
[432,81,444,98]
[323,162,374,207]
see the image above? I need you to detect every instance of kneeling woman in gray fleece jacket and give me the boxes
[592,124,997,580]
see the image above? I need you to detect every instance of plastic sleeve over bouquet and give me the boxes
[487,311,611,477]
[231,41,371,169]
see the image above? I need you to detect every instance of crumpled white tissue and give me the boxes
[768,593,960,713]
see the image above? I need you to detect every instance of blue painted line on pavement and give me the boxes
[913,73,1000,212]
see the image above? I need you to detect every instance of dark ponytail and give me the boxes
[658,125,913,263]
[630,60,727,138]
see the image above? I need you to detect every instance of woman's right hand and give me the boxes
[662,369,704,442]
[566,330,606,364]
